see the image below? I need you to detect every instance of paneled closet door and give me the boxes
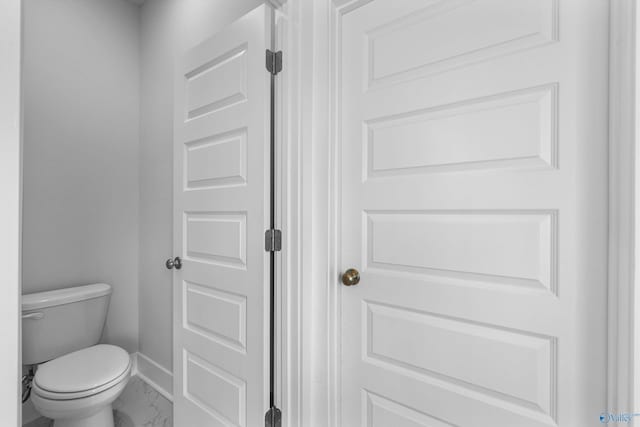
[172,5,271,426]
[338,1,608,426]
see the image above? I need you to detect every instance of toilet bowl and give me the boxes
[22,284,130,427]
[31,344,131,427]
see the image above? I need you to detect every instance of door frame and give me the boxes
[285,0,639,425]
[0,0,22,424]
[608,0,637,420]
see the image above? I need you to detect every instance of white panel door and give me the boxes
[173,5,271,426]
[339,1,608,426]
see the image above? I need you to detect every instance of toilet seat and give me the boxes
[33,344,131,401]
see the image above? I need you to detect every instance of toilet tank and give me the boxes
[22,283,112,365]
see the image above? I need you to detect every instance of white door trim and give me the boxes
[289,1,366,425]
[277,0,342,424]
[0,0,22,424]
[273,2,303,426]
[288,0,638,425]
[608,0,637,420]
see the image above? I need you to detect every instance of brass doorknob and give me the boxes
[341,268,360,286]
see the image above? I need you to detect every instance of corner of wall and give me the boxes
[131,352,174,402]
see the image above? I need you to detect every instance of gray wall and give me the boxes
[138,0,263,372]
[22,0,140,353]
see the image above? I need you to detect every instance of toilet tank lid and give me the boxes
[22,283,112,311]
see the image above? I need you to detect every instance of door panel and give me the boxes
[173,5,271,426]
[340,1,608,426]
[365,85,557,176]
[367,0,557,87]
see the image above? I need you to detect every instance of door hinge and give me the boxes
[265,407,282,427]
[266,49,282,75]
[265,229,282,252]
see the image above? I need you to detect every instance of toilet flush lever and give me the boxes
[22,312,44,320]
[165,257,182,270]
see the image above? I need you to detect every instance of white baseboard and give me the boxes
[131,352,173,402]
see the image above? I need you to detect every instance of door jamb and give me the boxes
[608,0,637,421]
[287,1,358,425]
[273,1,303,426]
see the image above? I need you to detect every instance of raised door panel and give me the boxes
[184,212,247,268]
[183,350,247,426]
[365,211,556,292]
[365,85,557,177]
[365,302,555,416]
[184,128,247,190]
[184,281,247,352]
[367,0,558,87]
[185,45,248,120]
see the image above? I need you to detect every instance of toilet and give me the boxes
[22,284,131,427]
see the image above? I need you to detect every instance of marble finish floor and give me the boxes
[24,376,172,427]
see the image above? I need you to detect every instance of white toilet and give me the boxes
[22,283,131,427]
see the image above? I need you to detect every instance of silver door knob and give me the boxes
[166,257,182,270]
[341,268,360,286]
